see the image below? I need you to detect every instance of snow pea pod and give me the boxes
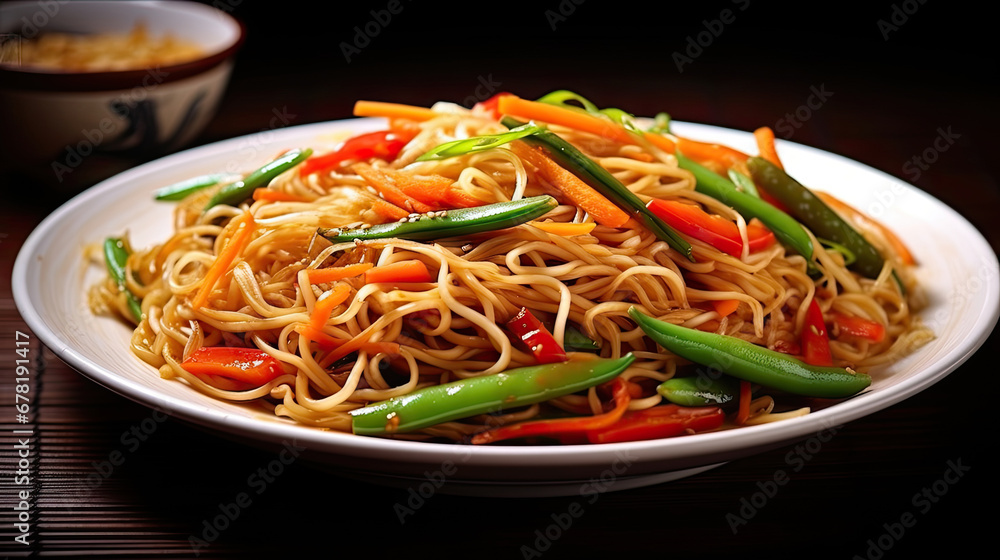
[318,195,557,243]
[675,151,814,263]
[657,375,740,406]
[350,354,635,435]
[629,307,871,398]
[746,156,885,279]
[205,148,313,210]
[153,173,235,201]
[103,237,142,322]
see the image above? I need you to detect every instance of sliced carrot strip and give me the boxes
[396,174,452,207]
[296,324,400,359]
[306,262,374,285]
[365,260,433,284]
[675,136,750,173]
[369,197,411,221]
[310,283,352,330]
[353,100,438,122]
[498,95,636,145]
[510,141,630,228]
[352,162,435,214]
[711,299,740,317]
[357,165,486,211]
[443,186,490,209]
[641,131,677,153]
[754,126,783,169]
[496,94,749,177]
[252,188,310,203]
[191,212,256,309]
[530,221,597,236]
[815,191,916,266]
[314,327,397,367]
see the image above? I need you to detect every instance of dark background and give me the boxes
[2,0,998,558]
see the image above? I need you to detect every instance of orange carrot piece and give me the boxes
[816,191,916,266]
[369,197,411,221]
[154,234,184,271]
[510,141,631,228]
[530,221,597,236]
[353,100,438,122]
[365,259,433,284]
[496,95,750,177]
[252,188,310,203]
[443,186,490,209]
[754,126,783,169]
[384,171,453,208]
[359,165,486,210]
[498,95,636,145]
[295,324,400,359]
[676,136,750,172]
[306,262,374,285]
[309,283,352,330]
[711,299,740,317]
[191,212,256,309]
[352,162,436,214]
[641,131,678,153]
[315,327,399,367]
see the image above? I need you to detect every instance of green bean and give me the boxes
[350,354,635,435]
[153,173,234,201]
[318,195,557,243]
[204,148,313,210]
[564,325,601,353]
[629,307,870,398]
[103,237,142,322]
[675,151,814,263]
[649,112,672,135]
[657,375,740,406]
[746,156,885,280]
[727,169,759,198]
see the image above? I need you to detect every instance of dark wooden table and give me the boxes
[3,3,998,558]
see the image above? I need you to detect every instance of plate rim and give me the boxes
[12,116,1000,476]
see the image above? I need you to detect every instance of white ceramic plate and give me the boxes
[13,118,999,497]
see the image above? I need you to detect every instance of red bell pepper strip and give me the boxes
[506,307,567,364]
[646,198,775,258]
[472,92,514,120]
[181,346,286,386]
[832,313,886,343]
[298,129,415,177]
[470,378,629,444]
[583,403,725,444]
[801,299,833,366]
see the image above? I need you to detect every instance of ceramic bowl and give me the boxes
[0,0,244,192]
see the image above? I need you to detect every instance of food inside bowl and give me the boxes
[0,23,203,72]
